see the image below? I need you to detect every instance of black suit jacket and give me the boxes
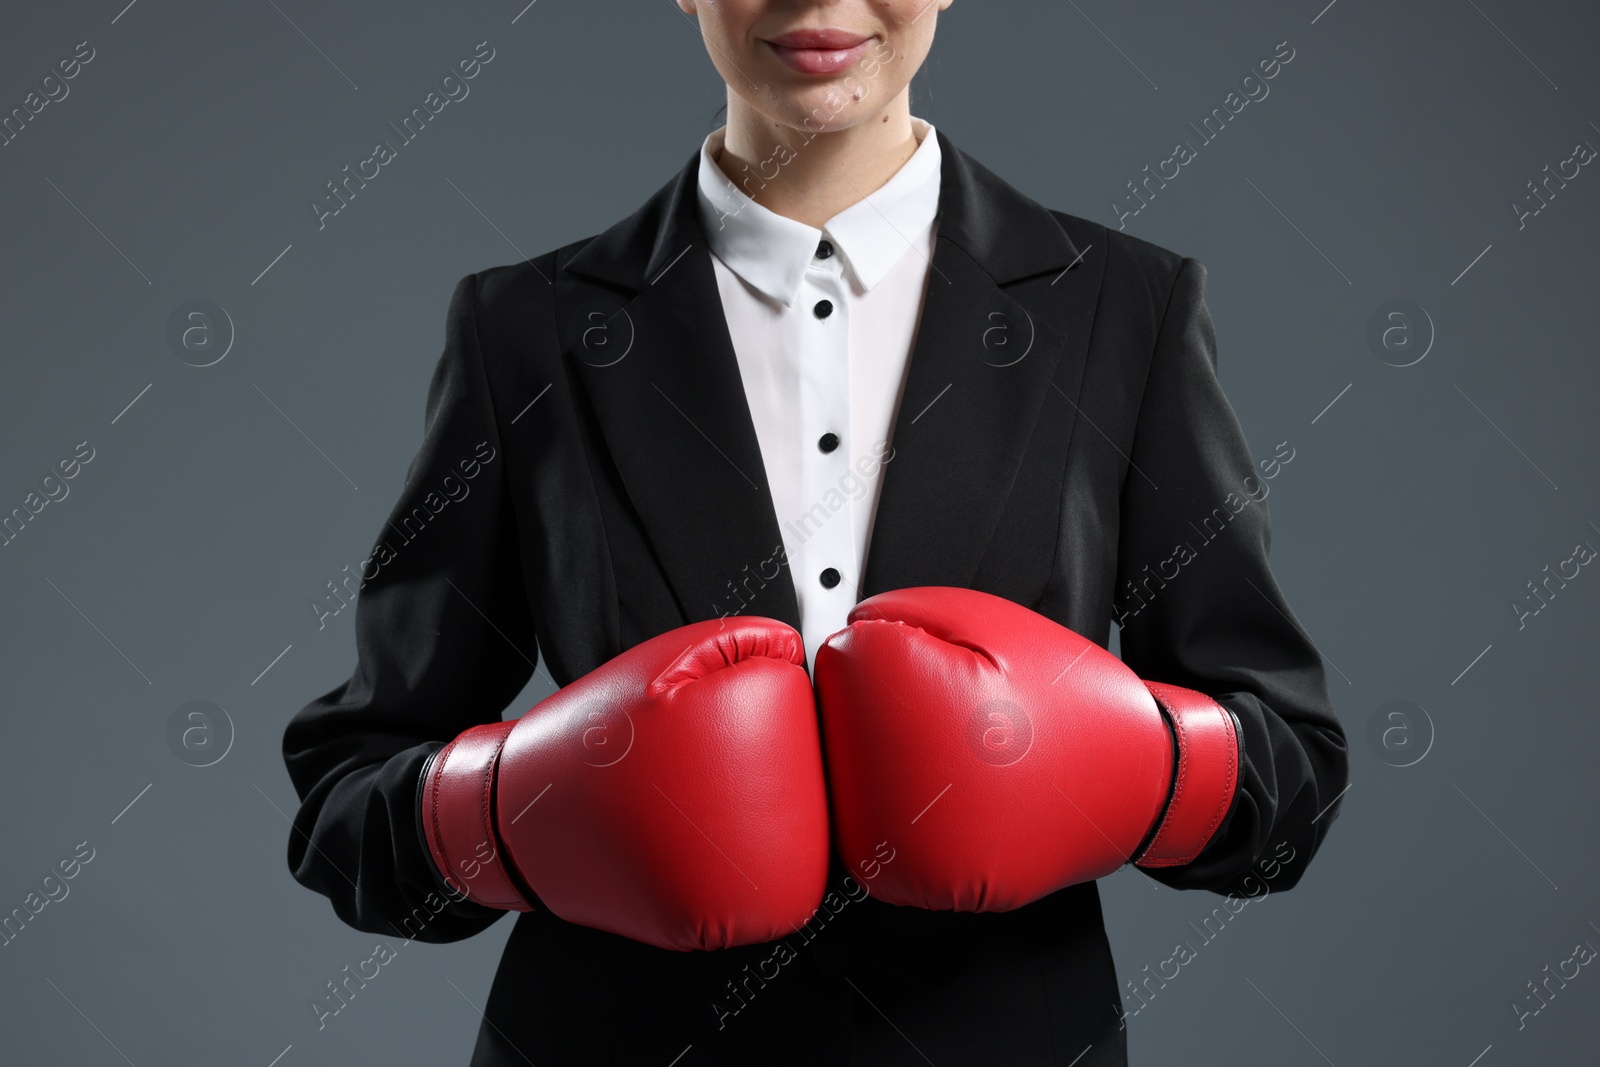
[283,128,1349,1066]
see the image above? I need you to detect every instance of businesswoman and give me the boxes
[283,2,1349,1064]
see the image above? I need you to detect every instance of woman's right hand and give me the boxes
[419,616,831,952]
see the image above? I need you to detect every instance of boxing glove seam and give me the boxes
[648,624,807,697]
[473,728,522,907]
[1193,704,1240,853]
[472,726,541,910]
[424,734,466,896]
[852,616,1003,671]
[414,746,462,901]
[1130,702,1182,865]
[426,729,533,910]
[487,764,545,913]
[1180,705,1240,861]
[1137,687,1240,867]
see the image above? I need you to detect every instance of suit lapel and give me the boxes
[560,151,802,631]
[861,132,1096,599]
[559,129,1096,633]
[859,242,1071,599]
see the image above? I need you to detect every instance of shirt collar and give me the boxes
[695,116,942,308]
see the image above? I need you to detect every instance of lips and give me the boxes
[763,28,875,76]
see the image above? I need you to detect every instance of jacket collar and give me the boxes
[567,127,1081,296]
[559,127,1094,648]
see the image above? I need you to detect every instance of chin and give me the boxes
[754,89,884,134]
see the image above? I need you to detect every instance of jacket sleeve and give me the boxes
[1113,256,1349,897]
[281,272,538,942]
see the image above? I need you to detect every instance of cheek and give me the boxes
[706,0,760,39]
[877,8,938,68]
[694,2,748,58]
[880,0,935,17]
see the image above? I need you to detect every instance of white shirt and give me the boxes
[695,117,943,672]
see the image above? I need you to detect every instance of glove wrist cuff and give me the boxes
[1135,683,1240,869]
[421,720,532,911]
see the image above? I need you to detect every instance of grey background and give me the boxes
[1,1,1596,1064]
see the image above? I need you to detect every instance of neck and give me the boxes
[714,90,922,230]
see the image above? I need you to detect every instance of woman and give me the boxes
[283,3,1348,1064]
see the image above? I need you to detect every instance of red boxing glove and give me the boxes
[421,617,831,951]
[814,586,1239,912]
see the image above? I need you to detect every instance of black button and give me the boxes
[819,568,841,589]
[818,432,839,453]
[816,239,834,259]
[813,299,833,319]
